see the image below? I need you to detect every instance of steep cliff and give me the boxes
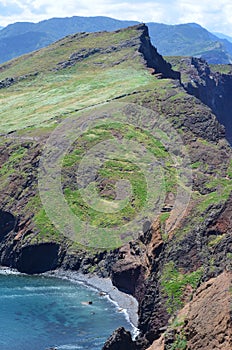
[167,56,232,144]
[147,271,232,350]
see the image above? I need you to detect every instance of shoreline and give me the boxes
[0,266,139,335]
[43,268,139,337]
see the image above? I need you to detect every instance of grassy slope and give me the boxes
[0,29,158,134]
[0,26,176,249]
[0,26,231,252]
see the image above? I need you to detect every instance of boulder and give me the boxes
[102,327,136,350]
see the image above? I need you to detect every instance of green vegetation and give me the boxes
[210,64,232,74]
[165,56,191,84]
[166,317,187,350]
[0,142,32,206]
[15,119,180,249]
[0,145,27,176]
[160,262,203,314]
[64,164,146,227]
[227,159,232,179]
[24,195,60,243]
[173,140,232,240]
[0,28,138,78]
[33,208,61,242]
[0,27,158,134]
[170,334,187,350]
[208,234,224,247]
[160,212,170,224]
[196,183,232,212]
[0,67,155,134]
[190,161,202,169]
[61,124,178,248]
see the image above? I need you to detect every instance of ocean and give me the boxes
[0,269,134,350]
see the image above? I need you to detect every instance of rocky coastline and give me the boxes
[43,268,139,332]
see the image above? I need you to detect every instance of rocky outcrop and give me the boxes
[0,236,63,274]
[120,192,232,349]
[102,327,136,350]
[146,337,164,350]
[0,77,15,89]
[146,271,232,350]
[0,210,17,241]
[185,271,232,349]
[138,25,180,80]
[15,242,61,274]
[110,243,143,295]
[0,72,38,89]
[176,57,232,144]
[140,219,164,268]
[54,24,180,80]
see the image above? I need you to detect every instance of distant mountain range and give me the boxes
[213,32,232,43]
[0,16,232,64]
[147,22,232,64]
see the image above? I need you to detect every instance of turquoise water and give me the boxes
[0,271,133,350]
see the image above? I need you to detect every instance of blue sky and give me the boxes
[0,0,232,37]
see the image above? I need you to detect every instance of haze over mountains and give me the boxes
[213,32,232,43]
[0,16,232,64]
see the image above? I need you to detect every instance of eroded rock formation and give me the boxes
[173,56,232,144]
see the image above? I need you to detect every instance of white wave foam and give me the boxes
[0,267,22,275]
[23,286,71,291]
[0,293,47,298]
[57,345,82,350]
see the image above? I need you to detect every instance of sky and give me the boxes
[0,0,232,37]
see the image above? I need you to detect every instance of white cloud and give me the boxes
[177,0,232,33]
[0,0,232,37]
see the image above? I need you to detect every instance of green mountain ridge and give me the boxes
[0,16,232,64]
[148,22,232,64]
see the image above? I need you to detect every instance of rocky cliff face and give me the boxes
[137,25,180,80]
[184,271,232,350]
[101,191,232,349]
[148,271,232,350]
[102,327,136,350]
[168,56,232,144]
